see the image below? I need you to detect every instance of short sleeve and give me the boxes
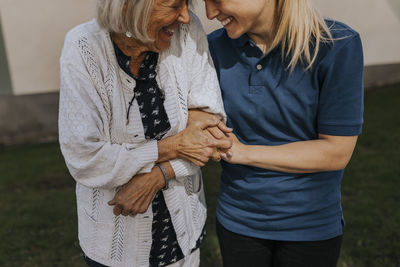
[317,34,364,136]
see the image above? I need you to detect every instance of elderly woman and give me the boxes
[58,0,231,266]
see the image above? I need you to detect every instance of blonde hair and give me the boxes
[96,0,155,43]
[272,0,333,71]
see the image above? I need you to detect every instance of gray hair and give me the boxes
[96,0,155,43]
[96,0,194,43]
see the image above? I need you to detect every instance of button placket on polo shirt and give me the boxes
[249,58,268,94]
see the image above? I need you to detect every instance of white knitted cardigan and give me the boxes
[59,13,225,267]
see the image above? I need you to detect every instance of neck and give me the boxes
[111,33,150,75]
[247,0,277,54]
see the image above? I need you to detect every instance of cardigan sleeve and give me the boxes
[167,14,227,181]
[169,158,198,181]
[59,55,159,189]
[186,13,227,123]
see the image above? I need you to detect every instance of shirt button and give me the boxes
[256,64,263,71]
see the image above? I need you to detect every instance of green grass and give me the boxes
[0,84,399,266]
[338,84,400,267]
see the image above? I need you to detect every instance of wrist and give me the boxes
[154,163,170,190]
[235,143,249,165]
[152,165,166,190]
[158,135,179,162]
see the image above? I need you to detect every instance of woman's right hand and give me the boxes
[157,119,232,166]
[157,111,233,166]
[173,123,233,166]
[187,110,233,162]
[188,109,232,139]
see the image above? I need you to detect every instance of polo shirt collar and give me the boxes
[231,34,251,47]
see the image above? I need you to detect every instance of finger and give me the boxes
[113,205,123,216]
[217,121,233,134]
[212,150,221,162]
[181,153,209,166]
[189,158,207,167]
[108,197,117,206]
[221,153,232,162]
[136,200,151,214]
[121,209,131,216]
[197,117,220,130]
[131,193,152,214]
[207,127,225,139]
[213,138,233,150]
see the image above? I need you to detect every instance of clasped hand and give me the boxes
[108,110,234,217]
[181,109,233,164]
[108,166,165,216]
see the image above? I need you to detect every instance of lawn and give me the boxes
[0,84,399,267]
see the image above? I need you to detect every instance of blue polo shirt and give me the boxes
[208,20,364,241]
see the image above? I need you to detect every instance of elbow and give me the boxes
[318,134,358,171]
[325,151,354,171]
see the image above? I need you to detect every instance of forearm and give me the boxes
[235,136,357,173]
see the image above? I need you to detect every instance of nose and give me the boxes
[205,0,219,20]
[178,2,190,24]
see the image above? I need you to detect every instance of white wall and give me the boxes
[192,0,400,65]
[0,0,95,95]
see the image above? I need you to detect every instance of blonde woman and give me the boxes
[59,0,232,266]
[201,0,364,266]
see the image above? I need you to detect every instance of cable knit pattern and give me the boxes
[111,215,126,262]
[59,12,225,267]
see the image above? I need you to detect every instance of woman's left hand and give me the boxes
[221,132,245,164]
[188,109,233,162]
[188,109,232,138]
[108,167,165,216]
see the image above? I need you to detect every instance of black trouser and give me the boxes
[83,254,108,267]
[216,220,342,267]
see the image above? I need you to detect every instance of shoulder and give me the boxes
[325,19,359,40]
[61,19,105,62]
[324,19,361,51]
[64,19,103,46]
[316,19,362,65]
[207,28,226,45]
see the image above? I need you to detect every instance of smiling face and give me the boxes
[204,0,275,40]
[146,0,190,52]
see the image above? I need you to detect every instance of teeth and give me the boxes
[163,27,175,34]
[221,17,233,26]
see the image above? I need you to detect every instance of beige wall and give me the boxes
[312,0,400,65]
[0,0,399,95]
[193,0,400,65]
[0,0,95,95]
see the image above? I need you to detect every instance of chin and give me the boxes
[226,30,242,40]
[225,25,245,39]
[155,40,172,52]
